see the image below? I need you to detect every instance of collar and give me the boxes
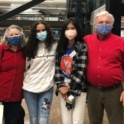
[2,43,21,51]
[96,32,111,41]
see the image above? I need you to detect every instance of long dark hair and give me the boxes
[57,18,83,57]
[24,21,55,59]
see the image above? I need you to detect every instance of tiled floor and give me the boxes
[22,87,109,124]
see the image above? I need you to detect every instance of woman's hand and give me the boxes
[58,85,70,95]
[61,94,68,101]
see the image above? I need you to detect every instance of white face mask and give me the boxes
[65,29,77,40]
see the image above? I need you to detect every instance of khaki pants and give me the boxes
[87,84,124,124]
[59,92,86,124]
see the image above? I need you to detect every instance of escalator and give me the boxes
[0,0,45,23]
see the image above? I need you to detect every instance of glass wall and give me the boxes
[92,0,106,10]
[121,16,124,38]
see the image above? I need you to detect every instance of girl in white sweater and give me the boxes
[23,21,57,124]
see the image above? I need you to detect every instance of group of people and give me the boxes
[0,10,124,124]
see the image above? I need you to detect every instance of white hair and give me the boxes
[94,11,114,25]
[1,24,26,47]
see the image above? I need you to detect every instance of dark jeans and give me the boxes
[2,101,25,124]
[87,83,123,124]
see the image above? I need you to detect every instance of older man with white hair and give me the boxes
[84,11,124,124]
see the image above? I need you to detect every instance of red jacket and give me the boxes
[0,44,25,102]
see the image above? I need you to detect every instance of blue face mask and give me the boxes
[36,31,47,41]
[96,24,112,35]
[8,36,22,46]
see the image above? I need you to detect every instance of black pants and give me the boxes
[17,106,25,124]
[2,101,25,124]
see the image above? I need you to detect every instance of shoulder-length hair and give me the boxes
[1,24,26,48]
[57,18,83,57]
[24,21,55,59]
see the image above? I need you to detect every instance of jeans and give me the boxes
[87,83,123,124]
[23,87,53,124]
[2,101,21,124]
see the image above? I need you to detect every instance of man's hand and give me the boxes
[58,85,70,95]
[120,91,124,106]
